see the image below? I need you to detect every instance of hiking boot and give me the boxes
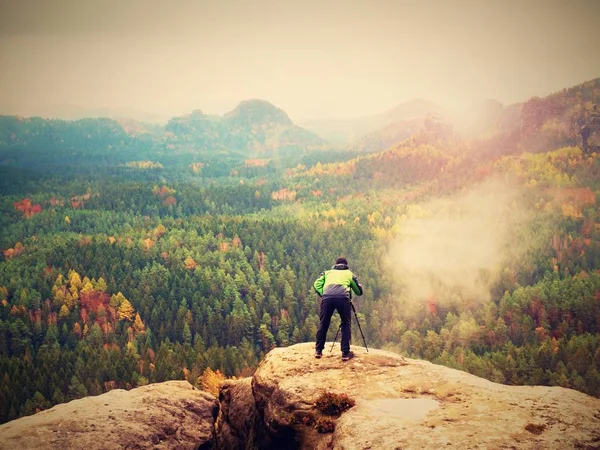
[341,351,354,361]
[315,349,323,359]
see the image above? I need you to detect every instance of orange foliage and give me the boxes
[245,158,270,167]
[80,289,111,325]
[70,193,90,209]
[143,238,155,250]
[426,297,438,316]
[152,185,176,197]
[14,198,42,218]
[3,242,23,259]
[10,305,26,316]
[271,188,296,201]
[49,197,64,207]
[232,236,242,248]
[162,195,177,206]
[549,187,596,206]
[28,309,42,325]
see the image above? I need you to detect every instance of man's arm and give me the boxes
[350,274,363,296]
[313,272,325,296]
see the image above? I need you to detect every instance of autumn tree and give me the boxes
[118,299,135,321]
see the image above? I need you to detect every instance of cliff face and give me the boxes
[221,343,600,450]
[2,345,600,450]
[0,381,218,450]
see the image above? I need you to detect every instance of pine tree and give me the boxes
[182,322,192,345]
[67,376,88,400]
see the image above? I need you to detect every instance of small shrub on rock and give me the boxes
[315,392,355,416]
[315,417,335,433]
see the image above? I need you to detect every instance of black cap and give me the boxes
[335,257,348,265]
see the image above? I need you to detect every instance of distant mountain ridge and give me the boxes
[12,105,171,124]
[165,99,324,156]
[301,98,445,143]
[0,99,326,161]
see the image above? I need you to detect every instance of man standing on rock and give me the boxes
[313,257,363,361]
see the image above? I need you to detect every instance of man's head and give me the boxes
[335,257,348,266]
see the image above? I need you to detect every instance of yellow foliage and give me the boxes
[59,304,70,319]
[125,160,163,169]
[80,281,94,295]
[95,277,107,292]
[133,313,145,333]
[184,256,197,270]
[199,368,226,396]
[69,284,79,302]
[562,204,583,219]
[126,341,139,357]
[65,216,71,224]
[110,291,126,308]
[68,270,82,289]
[153,224,167,239]
[118,299,135,321]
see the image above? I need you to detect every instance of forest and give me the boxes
[1,79,599,424]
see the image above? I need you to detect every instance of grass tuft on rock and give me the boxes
[315,392,355,416]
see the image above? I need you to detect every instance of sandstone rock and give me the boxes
[0,381,218,450]
[215,378,271,449]
[252,343,600,449]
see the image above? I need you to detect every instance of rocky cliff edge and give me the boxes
[2,344,600,450]
[221,343,600,450]
[0,381,218,450]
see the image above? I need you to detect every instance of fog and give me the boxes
[0,0,599,121]
[386,178,546,310]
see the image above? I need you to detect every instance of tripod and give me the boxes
[330,300,369,353]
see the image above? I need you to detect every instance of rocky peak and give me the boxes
[220,343,600,449]
[224,99,293,127]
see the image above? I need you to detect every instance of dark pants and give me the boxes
[315,297,352,352]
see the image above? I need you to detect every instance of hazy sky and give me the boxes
[0,0,599,120]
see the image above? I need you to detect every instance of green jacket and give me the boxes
[313,264,363,300]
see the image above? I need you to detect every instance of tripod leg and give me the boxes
[351,302,369,352]
[330,324,341,353]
